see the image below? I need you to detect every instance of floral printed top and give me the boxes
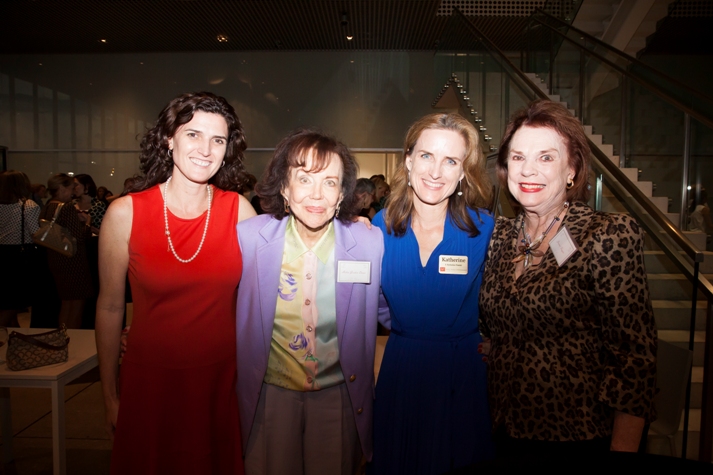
[479,202,657,441]
[264,217,344,391]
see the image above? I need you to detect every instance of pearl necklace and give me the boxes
[162,176,212,263]
[512,201,569,269]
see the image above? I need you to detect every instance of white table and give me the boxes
[0,329,98,475]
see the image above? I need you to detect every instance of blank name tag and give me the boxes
[439,255,468,275]
[337,261,371,283]
[550,225,577,267]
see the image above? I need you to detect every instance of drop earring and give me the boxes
[457,179,463,196]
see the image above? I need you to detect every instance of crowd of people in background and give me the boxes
[0,169,122,329]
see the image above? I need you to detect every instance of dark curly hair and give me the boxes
[256,129,359,223]
[130,92,248,193]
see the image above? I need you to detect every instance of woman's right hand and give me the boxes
[478,337,491,363]
[104,398,120,441]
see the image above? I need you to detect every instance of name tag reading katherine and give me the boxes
[337,261,371,283]
[439,255,468,275]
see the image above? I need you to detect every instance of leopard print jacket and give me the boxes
[479,202,657,441]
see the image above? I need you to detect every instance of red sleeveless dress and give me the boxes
[111,185,244,475]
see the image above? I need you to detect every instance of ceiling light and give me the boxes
[99,39,107,43]
[347,35,353,41]
[217,34,228,43]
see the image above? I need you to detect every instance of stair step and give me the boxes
[647,274,704,301]
[658,330,707,366]
[645,250,713,274]
[598,143,614,157]
[651,300,707,331]
[589,134,604,146]
[619,167,639,182]
[665,213,681,225]
[548,94,560,102]
[650,196,669,213]
[679,409,701,432]
[682,231,707,251]
[659,329,706,343]
[636,181,653,196]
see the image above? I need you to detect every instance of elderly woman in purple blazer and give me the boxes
[235,129,390,475]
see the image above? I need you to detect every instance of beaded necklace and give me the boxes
[162,176,212,263]
[512,201,569,269]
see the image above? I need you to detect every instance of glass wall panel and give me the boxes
[14,78,33,149]
[37,85,53,149]
[0,73,10,146]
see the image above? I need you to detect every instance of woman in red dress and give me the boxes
[96,92,256,474]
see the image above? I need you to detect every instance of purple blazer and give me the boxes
[236,214,390,461]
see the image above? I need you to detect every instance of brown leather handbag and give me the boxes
[32,203,77,257]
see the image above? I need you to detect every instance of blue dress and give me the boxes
[370,208,495,475]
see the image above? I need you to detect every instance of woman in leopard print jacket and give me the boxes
[480,100,656,462]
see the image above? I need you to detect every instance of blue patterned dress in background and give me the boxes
[370,208,495,475]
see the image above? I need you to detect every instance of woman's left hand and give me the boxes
[610,411,645,451]
[353,215,372,229]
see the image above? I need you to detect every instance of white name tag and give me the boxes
[438,255,468,275]
[550,224,577,267]
[337,261,371,283]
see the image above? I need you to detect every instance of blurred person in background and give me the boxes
[40,173,94,329]
[0,170,40,326]
[74,173,107,233]
[355,177,377,220]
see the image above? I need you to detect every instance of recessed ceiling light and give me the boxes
[217,34,228,43]
[346,35,353,40]
[99,39,107,43]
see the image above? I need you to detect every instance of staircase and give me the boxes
[572,0,674,58]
